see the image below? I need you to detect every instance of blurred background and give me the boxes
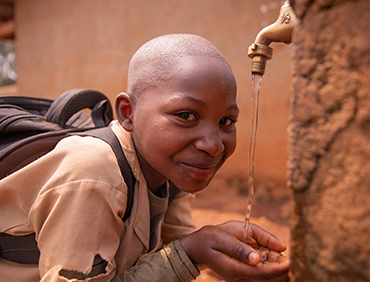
[0,1,292,280]
[0,0,293,188]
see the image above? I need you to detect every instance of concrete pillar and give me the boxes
[289,0,370,280]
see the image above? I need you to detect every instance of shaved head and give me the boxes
[127,33,230,101]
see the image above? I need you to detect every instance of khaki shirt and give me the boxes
[0,120,199,281]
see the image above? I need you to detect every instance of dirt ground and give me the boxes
[190,175,292,281]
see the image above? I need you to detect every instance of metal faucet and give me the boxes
[248,0,298,75]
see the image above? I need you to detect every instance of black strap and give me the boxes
[45,89,113,128]
[81,127,134,222]
[0,233,39,264]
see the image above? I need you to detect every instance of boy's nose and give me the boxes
[194,128,225,156]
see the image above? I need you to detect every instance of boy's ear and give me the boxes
[115,92,133,131]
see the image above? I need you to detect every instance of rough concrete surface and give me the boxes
[289,0,370,280]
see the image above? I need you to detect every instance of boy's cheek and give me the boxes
[226,137,237,158]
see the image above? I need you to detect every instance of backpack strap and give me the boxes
[0,96,53,115]
[0,233,39,264]
[45,88,113,128]
[81,126,134,222]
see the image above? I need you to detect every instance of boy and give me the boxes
[0,34,289,281]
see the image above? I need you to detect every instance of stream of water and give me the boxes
[243,74,263,244]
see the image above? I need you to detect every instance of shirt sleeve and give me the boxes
[111,240,200,282]
[27,136,128,281]
[161,191,197,244]
[31,180,127,281]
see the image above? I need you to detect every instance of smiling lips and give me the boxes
[181,159,221,178]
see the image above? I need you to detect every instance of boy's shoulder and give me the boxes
[44,134,124,188]
[56,134,117,166]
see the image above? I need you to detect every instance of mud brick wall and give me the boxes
[288,0,370,280]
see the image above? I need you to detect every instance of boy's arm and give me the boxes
[113,221,289,282]
[112,240,199,282]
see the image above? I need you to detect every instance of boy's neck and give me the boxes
[136,154,167,194]
[147,179,167,194]
[131,136,168,193]
[151,182,167,198]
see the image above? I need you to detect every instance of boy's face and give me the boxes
[130,56,238,193]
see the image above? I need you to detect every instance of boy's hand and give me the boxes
[180,221,290,282]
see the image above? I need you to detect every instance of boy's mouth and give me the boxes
[181,161,220,179]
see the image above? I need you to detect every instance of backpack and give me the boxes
[0,88,113,178]
[0,88,180,264]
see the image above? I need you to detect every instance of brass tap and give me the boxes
[248,0,297,75]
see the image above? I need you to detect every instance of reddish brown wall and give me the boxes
[14,0,293,186]
[289,0,370,280]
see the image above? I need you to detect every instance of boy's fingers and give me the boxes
[248,251,260,265]
[213,229,260,266]
[182,225,290,281]
[248,224,287,252]
[213,242,290,281]
[217,221,287,253]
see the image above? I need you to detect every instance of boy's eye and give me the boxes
[219,117,236,126]
[176,112,197,121]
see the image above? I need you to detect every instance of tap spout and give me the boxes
[248,0,297,75]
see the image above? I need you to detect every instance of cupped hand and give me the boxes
[217,221,287,253]
[180,221,290,282]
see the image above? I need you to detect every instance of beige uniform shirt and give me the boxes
[0,120,199,281]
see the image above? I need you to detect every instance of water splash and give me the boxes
[243,74,263,244]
